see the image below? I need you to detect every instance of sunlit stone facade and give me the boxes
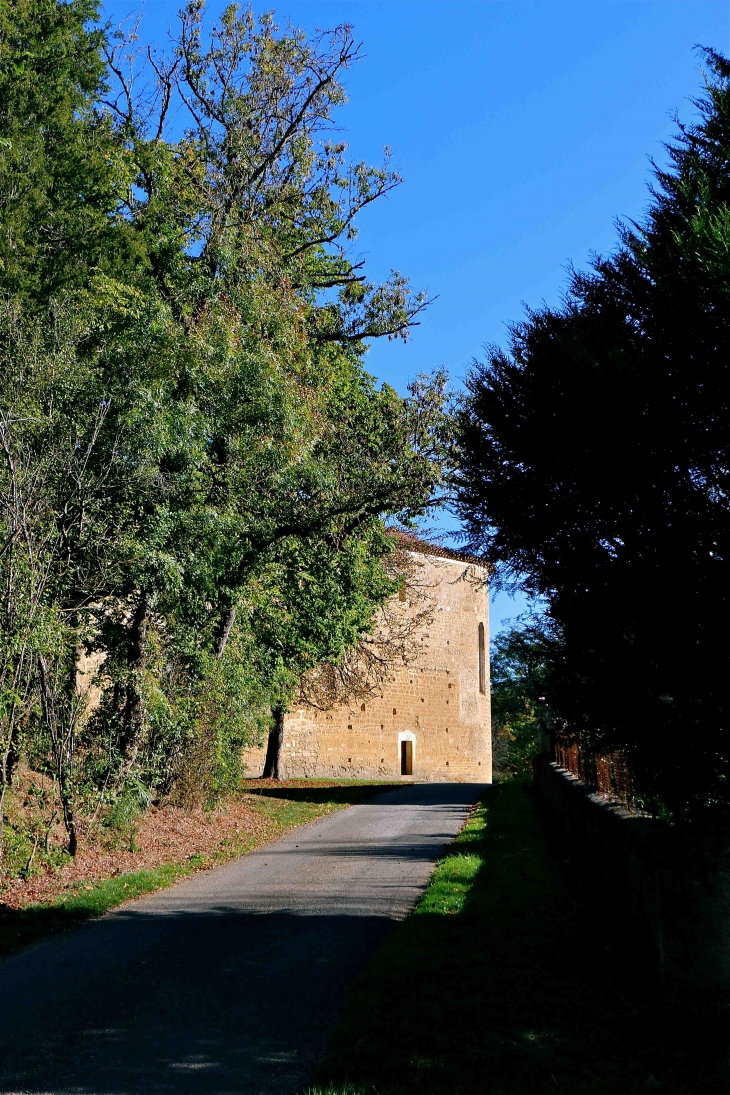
[243,544,491,783]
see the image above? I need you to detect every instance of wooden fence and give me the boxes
[554,738,636,809]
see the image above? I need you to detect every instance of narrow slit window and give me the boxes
[401,740,413,776]
[478,622,486,694]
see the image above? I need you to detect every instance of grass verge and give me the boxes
[307,781,727,1095]
[0,779,398,960]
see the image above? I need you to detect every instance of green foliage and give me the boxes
[490,621,553,779]
[0,0,128,302]
[0,2,447,861]
[1,822,39,880]
[102,778,150,845]
[0,779,69,879]
[456,49,730,817]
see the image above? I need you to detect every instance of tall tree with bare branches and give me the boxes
[0,1,449,849]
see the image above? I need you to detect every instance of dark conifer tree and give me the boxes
[456,49,730,817]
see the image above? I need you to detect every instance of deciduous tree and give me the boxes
[0,1,448,850]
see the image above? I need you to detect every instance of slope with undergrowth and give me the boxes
[0,780,398,959]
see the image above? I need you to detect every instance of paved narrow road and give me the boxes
[0,782,485,1095]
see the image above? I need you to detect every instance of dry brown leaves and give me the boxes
[0,779,328,910]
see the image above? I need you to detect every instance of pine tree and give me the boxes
[455,49,730,817]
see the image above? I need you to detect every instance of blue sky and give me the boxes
[104,0,728,633]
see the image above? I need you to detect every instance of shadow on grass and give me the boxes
[308,782,728,1095]
[0,899,91,958]
[0,860,195,959]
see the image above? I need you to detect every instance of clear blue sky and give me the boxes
[104,0,729,633]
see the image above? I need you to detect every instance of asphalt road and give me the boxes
[0,781,485,1095]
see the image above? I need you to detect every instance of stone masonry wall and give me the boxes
[243,552,492,783]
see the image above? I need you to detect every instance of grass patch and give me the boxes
[0,780,399,960]
[308,781,727,1095]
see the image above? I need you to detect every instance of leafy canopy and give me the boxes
[0,1,448,850]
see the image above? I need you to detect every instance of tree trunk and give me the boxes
[59,783,77,857]
[214,606,237,661]
[0,780,6,869]
[37,655,78,856]
[0,731,19,866]
[262,707,285,779]
[116,596,148,786]
[0,727,12,867]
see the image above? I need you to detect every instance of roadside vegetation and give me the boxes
[307,783,727,1095]
[0,0,448,874]
[0,778,398,958]
[490,620,552,780]
[1,6,728,1086]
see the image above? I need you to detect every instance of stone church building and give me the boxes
[243,538,492,783]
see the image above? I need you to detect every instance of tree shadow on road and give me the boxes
[0,905,401,1095]
[0,860,196,959]
[243,782,403,806]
